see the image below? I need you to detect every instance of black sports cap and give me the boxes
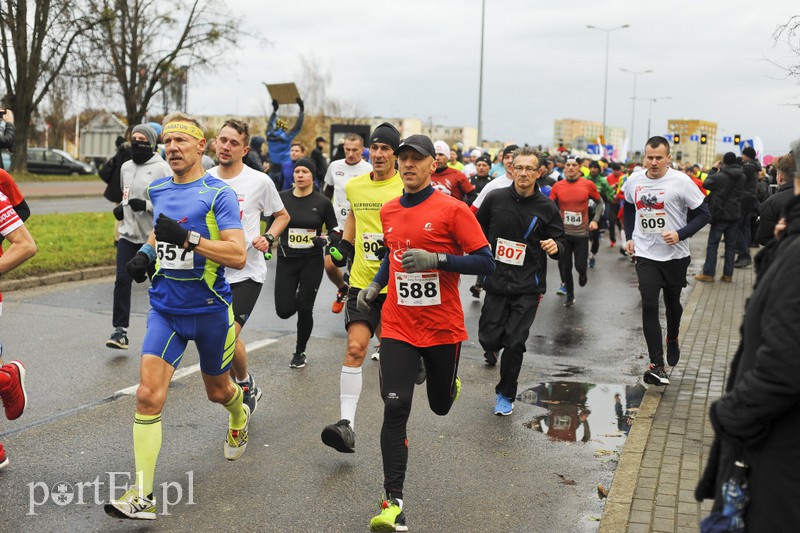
[395,134,435,158]
[588,160,601,169]
[502,144,519,157]
[476,155,492,166]
[370,122,400,151]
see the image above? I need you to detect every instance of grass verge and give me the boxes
[2,212,116,279]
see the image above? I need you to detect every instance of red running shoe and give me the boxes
[332,284,349,314]
[0,361,28,421]
[0,442,8,470]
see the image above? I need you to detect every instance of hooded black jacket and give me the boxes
[476,184,565,296]
[703,164,744,223]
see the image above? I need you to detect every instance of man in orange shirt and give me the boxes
[431,140,477,204]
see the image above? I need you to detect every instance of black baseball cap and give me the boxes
[502,144,519,157]
[370,122,400,151]
[315,136,325,142]
[395,134,435,158]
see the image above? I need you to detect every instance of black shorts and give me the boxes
[635,256,691,289]
[344,286,385,336]
[230,279,263,326]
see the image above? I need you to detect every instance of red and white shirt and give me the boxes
[0,190,22,238]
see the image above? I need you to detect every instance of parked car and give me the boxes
[27,147,95,175]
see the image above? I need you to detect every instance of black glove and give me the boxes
[113,205,124,221]
[312,236,327,249]
[154,213,189,246]
[331,239,354,267]
[375,239,388,260]
[127,198,147,212]
[296,97,304,112]
[126,252,150,283]
[328,229,343,247]
[272,99,279,112]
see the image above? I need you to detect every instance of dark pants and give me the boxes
[478,292,541,400]
[274,254,324,354]
[379,338,461,500]
[590,228,600,255]
[113,238,143,328]
[635,256,690,366]
[558,235,588,296]
[736,215,751,260]
[607,202,620,243]
[703,221,739,277]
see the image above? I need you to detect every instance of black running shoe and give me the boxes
[564,294,575,307]
[666,338,681,367]
[469,284,482,298]
[290,352,306,368]
[643,364,670,386]
[321,419,355,453]
[415,357,426,385]
[483,350,498,366]
[106,328,129,349]
[579,273,588,287]
[239,375,263,414]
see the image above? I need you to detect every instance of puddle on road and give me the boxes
[518,381,646,452]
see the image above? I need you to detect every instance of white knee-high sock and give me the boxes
[340,366,363,430]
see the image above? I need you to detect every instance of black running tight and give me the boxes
[274,254,324,354]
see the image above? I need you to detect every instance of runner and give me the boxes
[357,134,495,532]
[431,140,476,203]
[469,144,519,214]
[550,156,603,307]
[106,124,171,349]
[208,119,290,412]
[320,122,403,453]
[475,147,564,414]
[105,113,248,521]
[623,136,709,386]
[323,133,372,314]
[462,148,482,179]
[585,160,615,268]
[274,157,338,369]
[0,185,37,471]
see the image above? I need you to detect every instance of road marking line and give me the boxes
[114,338,279,396]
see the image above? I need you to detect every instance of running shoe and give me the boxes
[666,338,681,367]
[564,294,575,307]
[483,350,498,366]
[224,404,251,460]
[415,357,426,385]
[0,442,8,470]
[371,344,381,361]
[643,364,670,386]
[610,241,616,247]
[469,284,482,298]
[332,284,349,314]
[106,328,129,349]
[0,360,27,420]
[578,273,588,287]
[370,497,408,532]
[556,284,567,296]
[290,352,306,368]
[454,376,461,402]
[104,486,156,520]
[494,393,513,416]
[321,419,355,453]
[588,255,596,268]
[239,375,263,415]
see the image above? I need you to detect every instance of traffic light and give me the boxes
[673,133,680,144]
[700,133,707,145]
[733,134,741,144]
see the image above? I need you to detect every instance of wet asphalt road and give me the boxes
[27,196,110,215]
[0,239,669,533]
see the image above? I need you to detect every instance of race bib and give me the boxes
[361,232,384,261]
[639,212,667,234]
[237,193,245,220]
[288,228,316,249]
[563,211,582,226]
[121,186,130,205]
[495,237,526,266]
[335,200,350,220]
[156,241,194,270]
[395,272,441,306]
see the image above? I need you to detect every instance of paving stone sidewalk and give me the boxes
[600,230,755,533]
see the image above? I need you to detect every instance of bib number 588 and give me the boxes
[397,281,438,299]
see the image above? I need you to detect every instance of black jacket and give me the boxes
[0,122,14,170]
[755,183,793,245]
[740,159,761,215]
[476,184,565,296]
[696,194,800,530]
[702,164,743,223]
[99,142,132,203]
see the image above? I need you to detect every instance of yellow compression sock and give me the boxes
[223,384,247,429]
[133,412,162,497]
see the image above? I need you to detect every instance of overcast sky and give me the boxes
[189,0,800,155]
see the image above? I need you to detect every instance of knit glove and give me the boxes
[401,249,439,273]
[356,282,381,313]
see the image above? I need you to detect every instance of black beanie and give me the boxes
[369,122,400,151]
[741,146,756,159]
[723,152,737,165]
[294,157,317,176]
[476,155,492,166]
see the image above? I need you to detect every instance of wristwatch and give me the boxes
[437,253,448,269]
[264,233,275,246]
[186,231,201,251]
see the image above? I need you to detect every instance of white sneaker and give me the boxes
[370,345,380,361]
[104,486,156,520]
[224,404,251,460]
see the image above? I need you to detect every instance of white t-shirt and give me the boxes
[472,173,513,210]
[623,167,705,261]
[462,162,477,179]
[324,159,373,228]
[208,165,285,284]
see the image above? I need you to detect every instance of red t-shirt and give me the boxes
[0,170,24,207]
[550,178,600,237]
[430,167,475,201]
[380,190,488,347]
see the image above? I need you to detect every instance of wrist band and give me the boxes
[139,243,156,263]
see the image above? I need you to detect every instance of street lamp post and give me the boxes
[620,68,652,151]
[477,0,486,149]
[645,96,671,140]
[587,24,630,141]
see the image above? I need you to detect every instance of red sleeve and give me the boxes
[451,200,488,253]
[0,192,23,236]
[587,180,601,201]
[460,174,475,195]
[0,170,24,206]
[550,182,559,201]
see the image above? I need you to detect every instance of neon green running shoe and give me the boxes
[370,497,408,532]
[454,376,461,402]
[103,486,156,520]
[224,403,251,460]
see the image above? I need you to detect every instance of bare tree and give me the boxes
[773,15,800,85]
[0,1,100,171]
[88,0,241,126]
